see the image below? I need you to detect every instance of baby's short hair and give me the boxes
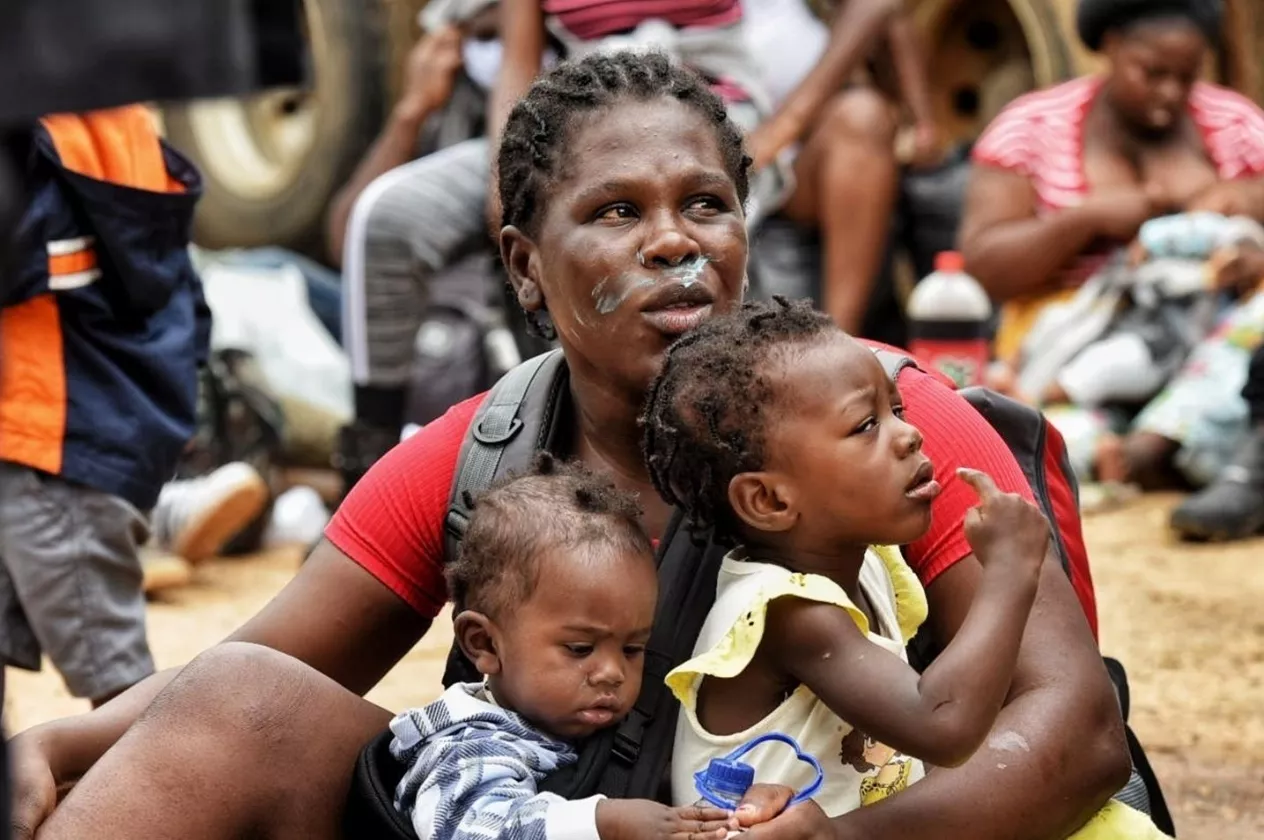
[446,453,653,618]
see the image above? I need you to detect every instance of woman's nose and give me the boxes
[639,211,701,269]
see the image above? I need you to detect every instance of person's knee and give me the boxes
[816,89,898,148]
[144,643,318,744]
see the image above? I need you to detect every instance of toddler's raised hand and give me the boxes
[957,467,1050,577]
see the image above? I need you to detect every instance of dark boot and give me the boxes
[1170,426,1264,541]
[333,422,401,502]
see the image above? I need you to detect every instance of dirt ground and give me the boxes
[5,493,1262,838]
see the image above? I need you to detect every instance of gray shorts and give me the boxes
[0,462,155,701]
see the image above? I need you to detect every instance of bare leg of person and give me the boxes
[39,643,393,840]
[780,87,900,335]
[1095,431,1181,489]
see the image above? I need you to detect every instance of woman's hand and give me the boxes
[1187,179,1264,221]
[746,120,798,173]
[8,733,59,840]
[907,120,943,169]
[731,784,836,838]
[1210,245,1264,295]
[395,25,465,125]
[1082,185,1168,241]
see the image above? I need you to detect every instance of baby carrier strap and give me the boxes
[441,350,724,802]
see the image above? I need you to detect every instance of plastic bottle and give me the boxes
[906,251,993,388]
[692,733,825,835]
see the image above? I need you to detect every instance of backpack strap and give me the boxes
[441,348,568,688]
[589,514,727,801]
[443,348,566,564]
[873,347,921,383]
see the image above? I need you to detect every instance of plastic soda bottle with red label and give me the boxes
[906,251,993,388]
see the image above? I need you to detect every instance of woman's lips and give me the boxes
[642,303,713,336]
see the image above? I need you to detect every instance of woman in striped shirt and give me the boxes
[959,0,1264,488]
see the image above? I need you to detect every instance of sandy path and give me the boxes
[6,493,1262,838]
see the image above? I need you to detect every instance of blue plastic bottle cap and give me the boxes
[703,758,756,799]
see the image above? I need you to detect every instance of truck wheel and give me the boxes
[914,0,1071,143]
[162,0,386,259]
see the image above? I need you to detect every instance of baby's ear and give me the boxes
[453,610,502,677]
[728,471,797,535]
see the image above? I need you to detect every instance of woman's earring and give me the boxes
[524,309,557,341]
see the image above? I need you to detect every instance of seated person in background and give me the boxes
[643,299,1164,837]
[745,0,941,334]
[959,0,1264,489]
[390,454,740,839]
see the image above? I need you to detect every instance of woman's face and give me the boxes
[1104,20,1208,135]
[502,97,748,397]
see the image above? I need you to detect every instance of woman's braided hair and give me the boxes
[496,50,752,338]
[639,297,838,545]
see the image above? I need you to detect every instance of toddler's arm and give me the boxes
[764,469,1047,768]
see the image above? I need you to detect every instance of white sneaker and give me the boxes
[153,463,269,562]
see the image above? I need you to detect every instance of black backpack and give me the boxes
[343,349,1174,837]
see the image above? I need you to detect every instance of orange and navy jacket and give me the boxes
[0,106,210,510]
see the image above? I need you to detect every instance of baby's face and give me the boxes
[754,335,937,551]
[491,542,658,741]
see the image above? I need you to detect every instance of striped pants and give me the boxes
[342,138,491,388]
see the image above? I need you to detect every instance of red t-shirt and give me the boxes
[326,344,1086,626]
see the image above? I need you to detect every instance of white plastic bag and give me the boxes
[197,257,352,421]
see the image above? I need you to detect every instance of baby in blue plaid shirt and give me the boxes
[389,454,739,840]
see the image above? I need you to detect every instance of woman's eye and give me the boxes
[892,404,906,420]
[686,196,725,214]
[565,644,594,657]
[595,203,636,222]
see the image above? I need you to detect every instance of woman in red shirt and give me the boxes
[17,53,1126,840]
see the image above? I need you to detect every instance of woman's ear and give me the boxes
[453,610,502,677]
[728,472,797,535]
[500,225,545,315]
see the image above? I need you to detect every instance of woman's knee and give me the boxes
[814,88,899,148]
[145,643,324,742]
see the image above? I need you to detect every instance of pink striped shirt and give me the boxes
[974,76,1264,214]
[973,76,1264,286]
[541,0,742,42]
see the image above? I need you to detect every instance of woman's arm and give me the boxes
[489,0,545,149]
[749,0,901,168]
[325,25,464,266]
[824,556,1131,840]
[14,544,430,784]
[8,392,480,832]
[958,165,1156,301]
[885,11,937,163]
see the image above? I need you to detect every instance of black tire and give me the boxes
[162,0,387,259]
[914,0,1073,142]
